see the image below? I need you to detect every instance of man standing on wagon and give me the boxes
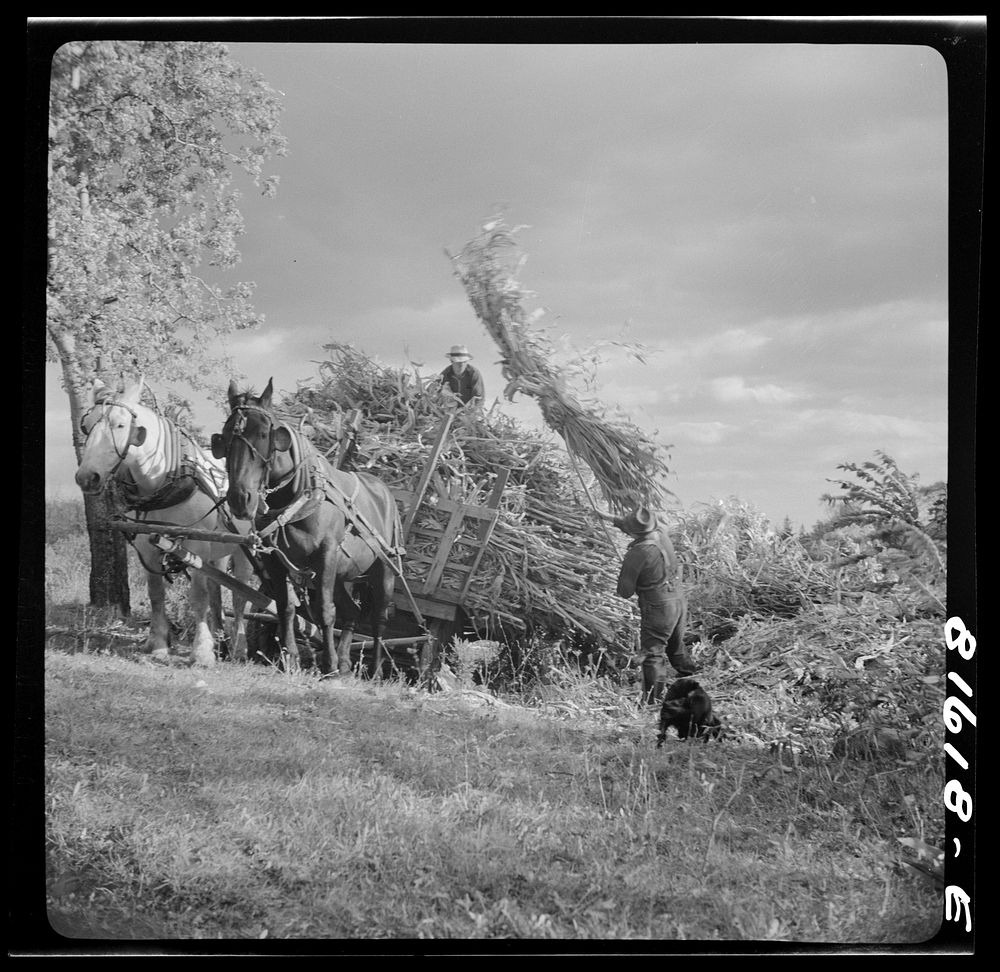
[440,345,485,407]
[599,506,698,705]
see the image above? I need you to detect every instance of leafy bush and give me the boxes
[820,451,946,607]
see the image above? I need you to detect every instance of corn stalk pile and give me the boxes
[666,495,946,760]
[706,606,944,760]
[668,495,947,634]
[669,498,849,639]
[278,343,635,649]
[447,217,673,514]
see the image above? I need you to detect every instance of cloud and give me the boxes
[593,382,661,410]
[672,421,736,445]
[340,295,488,367]
[693,328,772,358]
[572,326,775,409]
[709,375,800,405]
[236,331,288,358]
[807,408,947,441]
[771,297,947,346]
[749,406,947,451]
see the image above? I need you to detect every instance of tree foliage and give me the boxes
[47,40,287,405]
[47,41,286,611]
[820,450,946,586]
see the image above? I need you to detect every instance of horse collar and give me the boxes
[262,425,311,507]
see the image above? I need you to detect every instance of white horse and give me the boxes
[74,379,253,666]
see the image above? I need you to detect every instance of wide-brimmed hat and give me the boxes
[447,345,473,360]
[618,506,657,535]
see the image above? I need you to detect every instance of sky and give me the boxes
[43,29,964,530]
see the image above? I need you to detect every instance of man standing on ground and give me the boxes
[439,345,484,406]
[599,506,697,704]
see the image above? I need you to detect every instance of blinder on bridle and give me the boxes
[212,406,292,464]
[79,401,147,449]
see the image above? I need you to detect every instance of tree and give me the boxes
[821,450,946,584]
[47,40,286,612]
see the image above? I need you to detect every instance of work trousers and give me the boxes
[636,588,694,702]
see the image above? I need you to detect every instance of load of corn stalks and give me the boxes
[279,343,636,650]
[446,216,673,514]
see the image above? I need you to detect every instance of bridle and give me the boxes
[214,405,272,464]
[213,404,298,507]
[79,400,147,479]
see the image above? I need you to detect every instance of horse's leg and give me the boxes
[141,539,171,658]
[333,581,360,676]
[311,582,332,677]
[226,548,253,663]
[273,566,300,672]
[188,570,217,667]
[208,576,224,655]
[371,563,393,680]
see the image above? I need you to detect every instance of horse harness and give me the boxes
[219,407,407,590]
[82,400,228,514]
[82,400,236,577]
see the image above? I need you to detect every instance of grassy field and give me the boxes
[40,500,945,945]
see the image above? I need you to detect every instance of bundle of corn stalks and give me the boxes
[279,344,636,651]
[447,217,673,514]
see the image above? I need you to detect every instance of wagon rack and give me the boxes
[109,411,508,680]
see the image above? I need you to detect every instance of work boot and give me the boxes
[641,662,667,706]
[669,654,699,678]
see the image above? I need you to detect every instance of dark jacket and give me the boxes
[616,531,681,599]
[440,364,484,405]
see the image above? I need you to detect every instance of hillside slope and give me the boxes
[43,648,942,943]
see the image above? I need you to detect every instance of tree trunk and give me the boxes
[51,339,132,617]
[82,488,131,616]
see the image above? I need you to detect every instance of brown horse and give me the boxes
[213,378,401,675]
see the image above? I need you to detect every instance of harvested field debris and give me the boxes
[670,494,946,760]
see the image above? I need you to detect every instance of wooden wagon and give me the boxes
[383,412,509,675]
[111,411,508,680]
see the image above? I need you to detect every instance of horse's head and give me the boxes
[75,379,151,494]
[214,378,293,519]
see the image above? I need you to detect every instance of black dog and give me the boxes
[656,678,722,747]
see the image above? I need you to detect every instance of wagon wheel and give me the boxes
[244,614,322,669]
[420,617,458,690]
[245,616,281,666]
